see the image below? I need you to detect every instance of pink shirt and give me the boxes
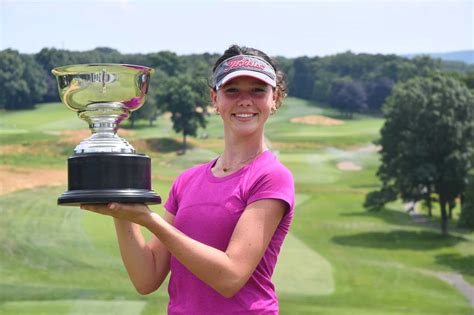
[164,150,295,314]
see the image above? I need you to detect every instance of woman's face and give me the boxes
[211,76,277,138]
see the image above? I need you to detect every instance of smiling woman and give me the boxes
[209,48,287,175]
[81,45,295,315]
[210,77,275,145]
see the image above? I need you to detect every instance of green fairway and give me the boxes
[0,98,472,314]
[0,103,85,132]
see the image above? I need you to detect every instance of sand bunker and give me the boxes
[349,144,381,153]
[290,115,344,126]
[337,161,362,171]
[0,165,67,195]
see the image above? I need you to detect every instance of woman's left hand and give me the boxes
[80,203,153,226]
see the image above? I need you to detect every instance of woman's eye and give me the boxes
[251,87,268,96]
[224,88,238,94]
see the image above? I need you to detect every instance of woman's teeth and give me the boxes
[234,113,255,118]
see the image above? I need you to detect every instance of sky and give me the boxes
[0,0,472,58]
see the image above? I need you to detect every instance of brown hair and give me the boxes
[210,45,287,109]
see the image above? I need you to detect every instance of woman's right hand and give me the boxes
[80,203,153,227]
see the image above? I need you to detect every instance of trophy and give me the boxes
[52,64,161,206]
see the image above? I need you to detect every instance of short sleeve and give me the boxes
[247,167,295,214]
[164,175,181,215]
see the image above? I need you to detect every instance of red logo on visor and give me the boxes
[224,58,266,72]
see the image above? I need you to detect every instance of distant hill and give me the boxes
[404,50,474,64]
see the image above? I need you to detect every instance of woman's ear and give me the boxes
[210,89,217,106]
[210,89,220,114]
[272,89,278,106]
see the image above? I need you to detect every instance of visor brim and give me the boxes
[216,70,277,90]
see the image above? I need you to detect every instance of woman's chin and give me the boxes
[232,126,262,138]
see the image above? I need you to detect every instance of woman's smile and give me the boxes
[232,112,258,121]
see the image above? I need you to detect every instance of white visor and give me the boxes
[213,55,277,90]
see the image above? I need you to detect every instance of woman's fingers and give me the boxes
[80,203,121,217]
[80,203,109,213]
[109,203,146,212]
[80,203,134,212]
[80,203,152,225]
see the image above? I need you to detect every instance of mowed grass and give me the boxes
[0,103,85,132]
[0,98,473,314]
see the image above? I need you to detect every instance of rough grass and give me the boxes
[0,98,473,314]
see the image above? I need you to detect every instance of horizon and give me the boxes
[1,0,472,58]
[3,45,474,59]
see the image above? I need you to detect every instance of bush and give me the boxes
[364,186,397,211]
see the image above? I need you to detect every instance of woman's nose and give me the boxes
[237,92,252,106]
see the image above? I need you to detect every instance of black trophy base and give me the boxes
[58,189,161,206]
[58,153,161,206]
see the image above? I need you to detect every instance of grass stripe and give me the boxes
[274,233,335,296]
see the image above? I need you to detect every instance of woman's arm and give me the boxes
[82,199,285,298]
[149,199,286,297]
[109,209,174,295]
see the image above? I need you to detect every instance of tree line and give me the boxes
[2,47,473,113]
[0,48,216,152]
[280,52,474,116]
[0,47,216,109]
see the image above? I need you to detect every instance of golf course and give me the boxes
[0,98,473,314]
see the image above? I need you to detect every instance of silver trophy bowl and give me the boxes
[52,64,154,153]
[52,64,161,206]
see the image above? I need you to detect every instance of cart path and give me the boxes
[405,202,474,306]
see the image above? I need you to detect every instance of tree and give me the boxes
[148,51,181,76]
[325,51,382,80]
[290,56,315,99]
[20,54,48,107]
[180,53,216,78]
[128,69,167,128]
[156,74,208,153]
[0,49,26,110]
[312,71,339,104]
[35,48,77,102]
[450,70,474,90]
[368,74,474,235]
[0,49,46,110]
[369,56,439,84]
[363,185,397,211]
[461,71,474,89]
[128,101,159,128]
[329,80,367,118]
[365,77,394,112]
[458,172,474,230]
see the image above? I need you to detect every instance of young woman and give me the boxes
[82,45,295,314]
